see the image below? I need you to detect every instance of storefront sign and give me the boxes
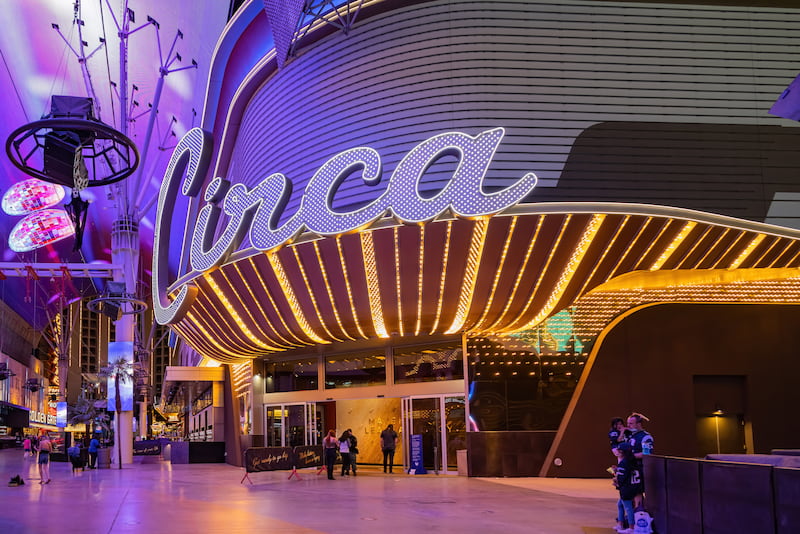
[153,127,538,324]
[29,410,57,426]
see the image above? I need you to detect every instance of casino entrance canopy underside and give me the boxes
[166,202,800,364]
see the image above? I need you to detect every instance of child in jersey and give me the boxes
[613,442,643,533]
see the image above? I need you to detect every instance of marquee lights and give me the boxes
[154,127,538,325]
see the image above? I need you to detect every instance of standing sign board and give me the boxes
[409,434,427,475]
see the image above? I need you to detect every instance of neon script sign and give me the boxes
[153,127,538,324]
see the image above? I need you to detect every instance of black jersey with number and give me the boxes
[616,457,644,500]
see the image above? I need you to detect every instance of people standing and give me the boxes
[338,430,352,476]
[613,442,643,533]
[627,413,654,460]
[88,435,100,469]
[323,430,339,480]
[347,429,358,476]
[67,442,83,473]
[37,434,52,484]
[380,423,398,473]
[609,417,630,450]
[22,436,32,459]
[627,412,654,507]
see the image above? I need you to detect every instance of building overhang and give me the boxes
[163,202,800,364]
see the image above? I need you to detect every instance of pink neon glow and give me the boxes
[8,209,75,252]
[2,179,66,215]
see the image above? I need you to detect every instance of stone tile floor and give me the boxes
[0,448,618,533]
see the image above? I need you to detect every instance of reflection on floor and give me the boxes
[0,448,617,533]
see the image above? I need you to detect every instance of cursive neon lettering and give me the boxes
[153,127,537,324]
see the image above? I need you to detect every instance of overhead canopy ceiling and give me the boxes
[0,0,230,329]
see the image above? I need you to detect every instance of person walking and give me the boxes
[347,429,359,476]
[88,435,100,469]
[37,434,52,484]
[323,430,339,480]
[22,436,32,459]
[380,423,398,473]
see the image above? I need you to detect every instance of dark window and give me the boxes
[393,342,463,384]
[265,358,318,393]
[324,351,386,389]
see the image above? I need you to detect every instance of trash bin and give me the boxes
[457,449,468,476]
[97,447,112,469]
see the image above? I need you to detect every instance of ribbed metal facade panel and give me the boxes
[223,0,800,231]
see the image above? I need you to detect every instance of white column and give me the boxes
[112,217,139,465]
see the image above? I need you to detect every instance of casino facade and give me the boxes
[156,0,800,477]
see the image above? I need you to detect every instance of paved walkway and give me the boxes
[0,448,619,534]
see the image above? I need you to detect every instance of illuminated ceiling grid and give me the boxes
[169,208,800,363]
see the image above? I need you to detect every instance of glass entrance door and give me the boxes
[264,402,318,447]
[401,395,466,473]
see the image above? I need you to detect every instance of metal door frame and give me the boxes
[401,394,464,474]
[264,401,318,447]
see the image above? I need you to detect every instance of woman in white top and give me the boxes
[338,430,351,476]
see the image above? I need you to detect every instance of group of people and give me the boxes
[20,433,103,485]
[323,428,359,479]
[322,423,399,479]
[608,413,654,534]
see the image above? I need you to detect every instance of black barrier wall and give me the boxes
[643,455,800,534]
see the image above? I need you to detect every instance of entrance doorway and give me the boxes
[264,403,319,447]
[401,395,466,473]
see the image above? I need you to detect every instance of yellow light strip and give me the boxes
[266,251,328,344]
[248,257,307,345]
[290,246,344,342]
[428,220,453,334]
[784,243,800,266]
[180,310,254,362]
[650,221,697,271]
[632,219,670,270]
[675,225,713,269]
[393,227,404,337]
[709,231,747,269]
[217,268,289,349]
[728,233,766,269]
[474,216,518,330]
[360,231,389,338]
[335,236,369,339]
[503,215,572,331]
[484,215,544,331]
[748,235,780,268]
[696,227,731,268]
[574,214,625,297]
[446,218,490,334]
[766,241,795,268]
[311,242,355,341]
[193,284,270,352]
[415,224,425,336]
[231,262,297,348]
[523,214,606,329]
[606,216,650,280]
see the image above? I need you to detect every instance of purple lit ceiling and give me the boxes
[0,1,231,328]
